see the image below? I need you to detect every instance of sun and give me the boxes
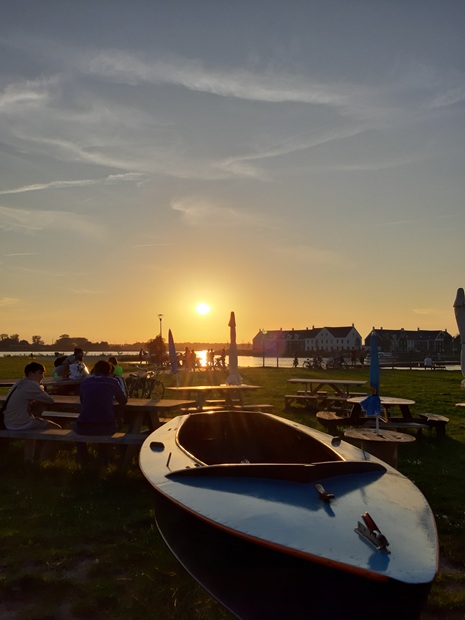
[196,302,211,316]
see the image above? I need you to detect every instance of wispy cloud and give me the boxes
[412,308,438,316]
[0,205,104,239]
[0,77,55,111]
[3,252,42,257]
[216,124,368,178]
[87,52,354,107]
[0,172,144,195]
[170,196,278,229]
[0,297,20,307]
[2,49,456,185]
[85,51,465,120]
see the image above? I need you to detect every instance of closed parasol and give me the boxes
[225,311,242,385]
[453,287,465,387]
[361,331,382,431]
[168,329,179,386]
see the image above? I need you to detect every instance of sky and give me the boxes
[1,1,464,347]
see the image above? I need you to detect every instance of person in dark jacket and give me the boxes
[74,360,127,435]
[73,360,128,464]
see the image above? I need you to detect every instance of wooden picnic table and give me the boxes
[345,395,429,435]
[318,395,447,437]
[0,390,195,469]
[344,428,416,468]
[285,378,367,410]
[0,394,195,434]
[347,395,416,420]
[0,378,83,394]
[166,384,261,411]
[0,379,18,388]
[0,378,79,387]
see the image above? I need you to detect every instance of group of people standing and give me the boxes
[182,347,200,371]
[1,350,128,461]
[206,348,226,370]
[181,347,227,371]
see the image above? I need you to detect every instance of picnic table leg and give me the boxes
[24,439,37,462]
[148,411,162,430]
[24,438,56,463]
[399,405,412,421]
[121,445,137,471]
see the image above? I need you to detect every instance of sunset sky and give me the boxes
[1,1,464,346]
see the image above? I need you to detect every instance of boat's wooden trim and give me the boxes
[152,485,391,584]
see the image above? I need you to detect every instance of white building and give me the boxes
[252,325,362,355]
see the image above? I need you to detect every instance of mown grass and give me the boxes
[1,356,465,618]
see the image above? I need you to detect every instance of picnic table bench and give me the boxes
[284,394,320,408]
[285,378,367,412]
[315,411,348,434]
[0,428,146,470]
[417,413,449,437]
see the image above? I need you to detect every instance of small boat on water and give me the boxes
[139,410,438,620]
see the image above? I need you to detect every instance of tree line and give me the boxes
[0,333,232,353]
[0,333,137,351]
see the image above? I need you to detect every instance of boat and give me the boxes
[139,410,438,620]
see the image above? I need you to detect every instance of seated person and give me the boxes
[74,360,127,436]
[109,358,127,396]
[52,348,89,394]
[52,354,68,380]
[54,347,88,380]
[3,362,61,430]
[68,360,89,381]
[108,356,123,377]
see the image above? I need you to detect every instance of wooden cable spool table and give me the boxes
[343,428,415,468]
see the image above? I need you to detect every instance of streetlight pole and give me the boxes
[276,329,282,368]
[157,314,163,338]
[260,329,267,367]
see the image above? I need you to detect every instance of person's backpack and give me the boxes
[54,355,67,368]
[0,385,18,430]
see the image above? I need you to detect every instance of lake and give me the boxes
[1,350,460,371]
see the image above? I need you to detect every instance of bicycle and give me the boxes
[126,366,165,399]
[213,357,226,371]
[303,358,324,370]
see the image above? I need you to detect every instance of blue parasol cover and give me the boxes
[361,331,381,417]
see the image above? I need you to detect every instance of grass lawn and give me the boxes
[1,356,465,618]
